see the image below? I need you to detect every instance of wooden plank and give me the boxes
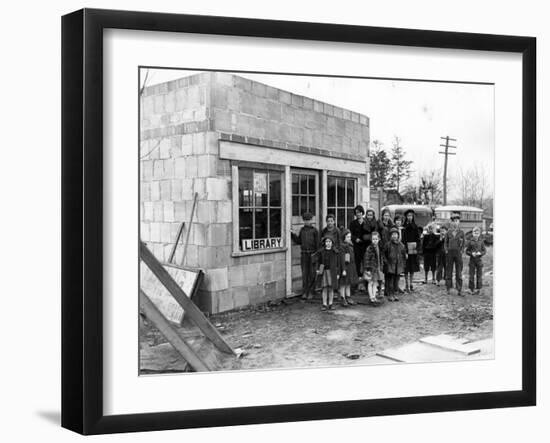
[181,192,198,267]
[419,335,481,355]
[139,290,210,372]
[140,242,235,355]
[377,341,477,363]
[167,222,185,264]
[232,165,240,254]
[220,141,367,174]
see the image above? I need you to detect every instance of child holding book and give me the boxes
[465,226,487,294]
[339,229,358,306]
[402,209,421,292]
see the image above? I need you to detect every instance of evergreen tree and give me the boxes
[388,136,413,193]
[369,140,392,188]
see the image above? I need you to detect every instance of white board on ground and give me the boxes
[140,262,201,325]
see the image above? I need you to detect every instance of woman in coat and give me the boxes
[402,209,421,292]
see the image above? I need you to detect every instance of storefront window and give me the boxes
[328,176,356,229]
[291,173,316,217]
[238,167,282,252]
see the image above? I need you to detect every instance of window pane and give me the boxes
[255,191,267,207]
[300,175,308,195]
[308,196,315,215]
[255,208,267,239]
[292,174,299,194]
[269,172,281,207]
[328,177,336,207]
[269,209,281,237]
[346,179,355,207]
[239,168,253,206]
[337,179,345,206]
[337,209,345,230]
[292,196,299,216]
[239,208,253,243]
[300,196,307,216]
[308,175,315,196]
[347,208,354,229]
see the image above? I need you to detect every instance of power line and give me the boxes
[439,136,457,205]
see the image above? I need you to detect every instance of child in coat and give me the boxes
[290,212,320,300]
[402,209,421,292]
[363,231,384,305]
[321,213,341,249]
[383,228,407,302]
[339,229,358,306]
[422,223,439,284]
[316,236,341,311]
[465,226,487,294]
[435,225,448,286]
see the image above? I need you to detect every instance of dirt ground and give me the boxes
[142,247,493,371]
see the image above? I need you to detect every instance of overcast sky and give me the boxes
[142,68,494,199]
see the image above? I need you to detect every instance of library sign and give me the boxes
[241,237,282,251]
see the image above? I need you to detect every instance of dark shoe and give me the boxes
[393,296,400,301]
[321,305,328,311]
[398,288,404,294]
[410,285,415,292]
[328,304,335,310]
[341,299,349,307]
[457,291,464,297]
[347,298,356,305]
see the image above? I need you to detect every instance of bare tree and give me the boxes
[454,165,491,208]
[418,168,443,205]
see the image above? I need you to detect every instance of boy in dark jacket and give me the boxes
[445,212,466,296]
[422,223,439,284]
[291,212,319,300]
[465,226,487,294]
[383,228,407,302]
[317,236,341,310]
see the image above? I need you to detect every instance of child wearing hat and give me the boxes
[339,229,358,306]
[316,236,341,310]
[290,212,320,300]
[363,231,384,305]
[445,212,466,296]
[402,209,421,292]
[465,226,487,294]
[383,227,407,301]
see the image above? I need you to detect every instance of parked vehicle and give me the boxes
[380,204,433,231]
[434,205,486,238]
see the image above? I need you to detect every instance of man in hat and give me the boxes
[444,212,466,296]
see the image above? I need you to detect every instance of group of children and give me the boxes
[291,205,487,311]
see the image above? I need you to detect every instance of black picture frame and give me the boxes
[61,8,536,435]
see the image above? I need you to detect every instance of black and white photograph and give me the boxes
[138,68,495,374]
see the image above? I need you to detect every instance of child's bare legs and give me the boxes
[409,272,415,291]
[368,281,377,302]
[339,285,348,306]
[328,288,334,308]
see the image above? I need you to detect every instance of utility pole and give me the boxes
[439,136,457,205]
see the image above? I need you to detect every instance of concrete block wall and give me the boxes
[140,71,369,314]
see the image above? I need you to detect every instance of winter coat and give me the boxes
[317,247,342,290]
[362,218,379,246]
[291,225,320,253]
[383,240,407,275]
[445,228,466,253]
[339,243,359,286]
[378,219,395,246]
[465,237,486,262]
[422,233,440,253]
[364,243,383,273]
[402,221,421,255]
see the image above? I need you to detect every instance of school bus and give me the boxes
[434,205,485,233]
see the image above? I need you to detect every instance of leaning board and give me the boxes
[140,262,203,325]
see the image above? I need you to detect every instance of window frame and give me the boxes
[232,163,287,257]
[327,175,357,229]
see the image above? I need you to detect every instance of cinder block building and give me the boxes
[140,72,370,313]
